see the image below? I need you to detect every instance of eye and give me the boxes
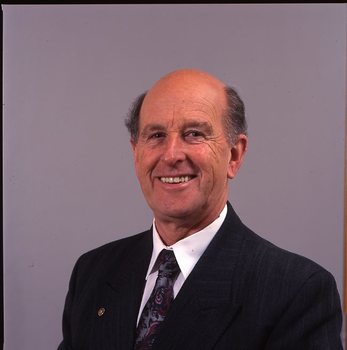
[186,130,202,137]
[188,131,201,137]
[184,130,205,142]
[148,132,165,140]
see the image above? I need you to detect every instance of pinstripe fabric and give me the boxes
[58,202,343,350]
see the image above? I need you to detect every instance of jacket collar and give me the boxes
[153,202,247,349]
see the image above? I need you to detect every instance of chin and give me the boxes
[155,203,200,221]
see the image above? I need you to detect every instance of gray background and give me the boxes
[3,4,346,349]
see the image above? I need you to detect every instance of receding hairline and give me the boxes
[145,68,227,96]
[141,69,228,119]
[125,70,247,144]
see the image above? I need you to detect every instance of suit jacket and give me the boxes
[58,203,343,349]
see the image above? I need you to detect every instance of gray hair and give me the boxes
[125,86,247,144]
[223,86,248,144]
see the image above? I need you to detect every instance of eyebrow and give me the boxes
[140,124,166,137]
[181,121,213,133]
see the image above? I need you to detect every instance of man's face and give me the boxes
[132,71,245,231]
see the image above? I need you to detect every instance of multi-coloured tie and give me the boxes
[134,249,180,350]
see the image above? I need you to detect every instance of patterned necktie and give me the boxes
[134,249,180,350]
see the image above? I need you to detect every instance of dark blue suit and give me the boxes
[58,203,343,349]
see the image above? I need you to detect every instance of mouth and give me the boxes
[159,175,195,184]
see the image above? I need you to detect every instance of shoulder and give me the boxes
[224,204,335,292]
[69,229,152,289]
[245,227,329,279]
[236,223,339,310]
[77,229,151,264]
[224,202,334,275]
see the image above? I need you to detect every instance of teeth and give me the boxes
[160,176,191,184]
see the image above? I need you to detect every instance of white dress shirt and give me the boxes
[136,204,228,325]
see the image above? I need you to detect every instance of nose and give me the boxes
[162,133,186,165]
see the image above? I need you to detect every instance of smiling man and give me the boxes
[58,69,342,350]
[131,70,247,246]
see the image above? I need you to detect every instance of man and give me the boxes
[58,69,343,349]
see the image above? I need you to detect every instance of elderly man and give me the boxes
[58,69,342,349]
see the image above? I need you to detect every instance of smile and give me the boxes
[160,176,193,184]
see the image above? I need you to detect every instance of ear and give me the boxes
[227,134,248,179]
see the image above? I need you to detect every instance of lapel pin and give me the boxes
[97,307,106,317]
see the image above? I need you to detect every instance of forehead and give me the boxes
[140,77,227,128]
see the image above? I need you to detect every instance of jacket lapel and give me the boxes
[90,231,153,350]
[153,203,246,350]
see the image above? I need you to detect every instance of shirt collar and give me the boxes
[146,204,228,280]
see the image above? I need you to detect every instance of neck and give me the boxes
[155,221,200,246]
[154,204,226,246]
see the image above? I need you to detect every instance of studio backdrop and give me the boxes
[3,4,346,349]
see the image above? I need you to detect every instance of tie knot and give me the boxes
[156,249,180,278]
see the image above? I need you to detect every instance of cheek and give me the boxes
[202,137,231,162]
[133,150,146,178]
[133,150,140,172]
[209,153,232,182]
[134,149,157,177]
